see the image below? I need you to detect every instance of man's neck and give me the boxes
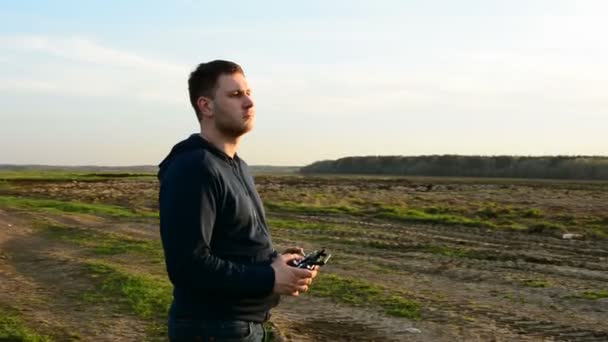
[200,128,241,159]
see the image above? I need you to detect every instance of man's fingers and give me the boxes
[309,268,318,279]
[296,278,312,286]
[282,253,304,263]
[291,268,314,278]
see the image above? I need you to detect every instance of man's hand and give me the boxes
[271,253,317,296]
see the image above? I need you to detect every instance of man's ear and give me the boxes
[197,96,214,118]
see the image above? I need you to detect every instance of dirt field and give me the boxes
[1,174,607,341]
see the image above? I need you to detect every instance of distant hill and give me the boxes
[300,155,608,180]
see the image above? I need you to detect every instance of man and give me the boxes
[158,60,317,341]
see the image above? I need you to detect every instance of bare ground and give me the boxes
[269,212,608,341]
[1,176,607,341]
[0,209,150,341]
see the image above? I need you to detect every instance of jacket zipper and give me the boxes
[230,160,269,238]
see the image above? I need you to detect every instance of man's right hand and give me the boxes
[271,253,316,296]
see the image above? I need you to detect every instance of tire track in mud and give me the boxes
[271,296,412,342]
[421,299,608,342]
[298,213,607,257]
[272,222,608,295]
[417,287,608,342]
[270,212,608,341]
[333,255,608,342]
[273,236,577,341]
[272,225,608,286]
[316,249,608,342]
[270,291,527,341]
[269,212,608,298]
[271,212,608,271]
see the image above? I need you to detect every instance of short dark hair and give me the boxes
[188,60,244,121]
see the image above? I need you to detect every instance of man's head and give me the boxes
[188,60,255,139]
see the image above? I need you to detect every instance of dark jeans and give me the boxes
[168,317,266,342]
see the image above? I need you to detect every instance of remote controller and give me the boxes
[288,249,331,270]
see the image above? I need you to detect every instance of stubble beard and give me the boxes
[214,107,253,139]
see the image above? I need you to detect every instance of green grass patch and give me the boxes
[475,204,515,219]
[0,195,158,218]
[0,170,155,181]
[266,200,495,229]
[522,278,550,288]
[578,290,608,300]
[0,306,53,342]
[34,222,167,337]
[83,262,171,319]
[521,208,544,218]
[264,192,607,238]
[262,322,281,342]
[265,201,359,215]
[423,205,451,214]
[310,273,421,319]
[586,225,608,238]
[268,219,405,252]
[373,205,494,228]
[269,217,401,243]
[36,222,162,258]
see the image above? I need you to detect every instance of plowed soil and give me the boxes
[1,174,607,341]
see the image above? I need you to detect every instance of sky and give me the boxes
[1,1,607,166]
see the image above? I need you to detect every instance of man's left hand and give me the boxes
[280,247,319,293]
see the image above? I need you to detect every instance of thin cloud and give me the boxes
[0,35,187,105]
[0,34,188,74]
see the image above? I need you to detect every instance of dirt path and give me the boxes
[0,208,150,341]
[271,296,458,342]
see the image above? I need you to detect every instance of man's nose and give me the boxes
[243,94,254,108]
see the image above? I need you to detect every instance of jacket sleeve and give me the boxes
[159,162,275,297]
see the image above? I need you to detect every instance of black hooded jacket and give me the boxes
[158,134,279,322]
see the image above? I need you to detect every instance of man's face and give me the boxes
[210,72,255,139]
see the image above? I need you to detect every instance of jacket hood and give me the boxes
[157,133,233,180]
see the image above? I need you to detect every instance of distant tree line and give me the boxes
[299,156,608,180]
